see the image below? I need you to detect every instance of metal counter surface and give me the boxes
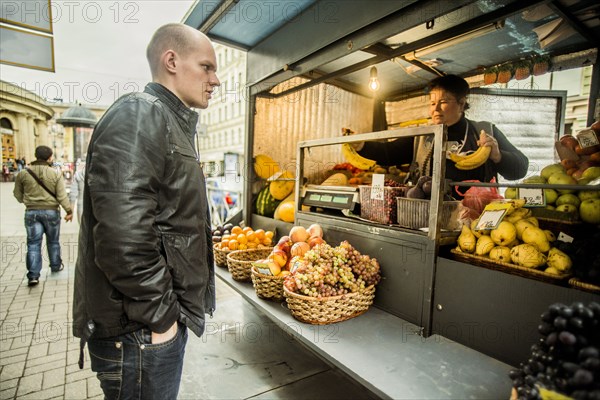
[215,266,513,400]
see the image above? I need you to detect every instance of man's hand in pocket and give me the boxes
[151,321,178,344]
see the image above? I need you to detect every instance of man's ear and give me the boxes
[163,50,177,74]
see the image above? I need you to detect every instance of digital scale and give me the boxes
[301,185,360,211]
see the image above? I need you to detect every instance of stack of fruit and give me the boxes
[253,224,325,277]
[455,200,573,277]
[509,301,600,399]
[212,224,274,251]
[505,163,600,225]
[283,240,381,298]
[253,154,297,223]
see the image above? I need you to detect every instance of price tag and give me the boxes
[475,209,507,230]
[557,232,574,243]
[577,129,599,148]
[518,188,545,206]
[370,173,385,200]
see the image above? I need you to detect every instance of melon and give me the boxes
[269,170,295,200]
[254,154,280,180]
[255,186,280,217]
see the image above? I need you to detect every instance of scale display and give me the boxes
[302,190,355,210]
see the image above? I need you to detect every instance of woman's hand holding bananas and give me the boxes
[449,130,500,170]
[477,130,502,163]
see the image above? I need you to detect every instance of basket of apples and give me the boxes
[251,224,325,301]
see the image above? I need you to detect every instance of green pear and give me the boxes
[547,173,578,194]
[556,204,579,218]
[504,187,517,199]
[475,235,495,256]
[490,221,517,246]
[556,193,581,208]
[582,166,600,180]
[544,189,558,205]
[522,226,551,253]
[540,164,565,181]
[523,175,548,184]
[579,198,600,224]
[578,190,600,202]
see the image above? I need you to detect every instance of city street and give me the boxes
[0,181,375,399]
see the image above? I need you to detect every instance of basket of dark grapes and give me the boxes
[283,241,381,325]
[359,182,406,225]
[508,301,600,399]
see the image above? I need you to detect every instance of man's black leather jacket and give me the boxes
[73,83,215,340]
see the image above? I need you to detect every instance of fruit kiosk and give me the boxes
[185,0,600,398]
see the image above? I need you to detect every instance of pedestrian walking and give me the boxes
[73,23,220,400]
[13,146,73,286]
[2,164,9,182]
[69,161,85,223]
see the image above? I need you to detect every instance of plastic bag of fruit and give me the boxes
[456,178,504,216]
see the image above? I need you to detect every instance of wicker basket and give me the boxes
[226,248,274,282]
[450,248,571,283]
[283,285,376,325]
[251,266,285,301]
[213,243,231,268]
[396,197,461,230]
[569,277,600,294]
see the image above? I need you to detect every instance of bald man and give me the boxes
[73,23,220,399]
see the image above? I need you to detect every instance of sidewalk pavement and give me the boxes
[0,182,375,399]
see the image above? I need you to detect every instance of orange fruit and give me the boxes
[242,226,252,234]
[254,229,266,240]
[221,239,229,248]
[262,237,272,246]
[238,243,248,250]
[247,241,258,249]
[265,231,274,239]
[246,232,257,242]
[237,234,248,244]
[231,226,242,235]
[221,234,231,241]
[228,239,239,250]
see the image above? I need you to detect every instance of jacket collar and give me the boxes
[144,83,198,130]
[31,160,51,166]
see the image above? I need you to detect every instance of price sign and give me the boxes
[518,188,545,206]
[475,209,507,230]
[370,174,385,200]
[557,232,574,243]
[577,129,599,148]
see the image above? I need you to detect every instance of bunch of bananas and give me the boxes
[448,145,491,170]
[341,143,376,170]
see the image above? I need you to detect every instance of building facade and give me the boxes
[197,44,247,178]
[1,81,54,168]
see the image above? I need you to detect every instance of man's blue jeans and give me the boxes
[25,209,62,280]
[88,323,188,400]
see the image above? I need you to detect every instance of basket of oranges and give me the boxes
[212,224,274,269]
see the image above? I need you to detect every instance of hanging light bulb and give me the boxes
[368,66,380,91]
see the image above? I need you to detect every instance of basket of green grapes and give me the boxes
[283,241,381,325]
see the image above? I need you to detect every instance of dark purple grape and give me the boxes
[581,357,600,370]
[541,311,553,322]
[562,362,580,373]
[572,369,594,386]
[570,317,585,330]
[559,331,577,346]
[549,303,564,316]
[554,316,568,330]
[539,322,554,335]
[546,332,558,346]
[560,307,575,318]
[579,347,600,361]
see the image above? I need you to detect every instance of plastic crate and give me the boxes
[396,197,461,230]
[359,186,406,225]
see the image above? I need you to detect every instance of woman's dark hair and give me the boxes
[427,74,471,111]
[34,145,53,161]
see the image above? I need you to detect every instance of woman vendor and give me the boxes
[355,74,529,197]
